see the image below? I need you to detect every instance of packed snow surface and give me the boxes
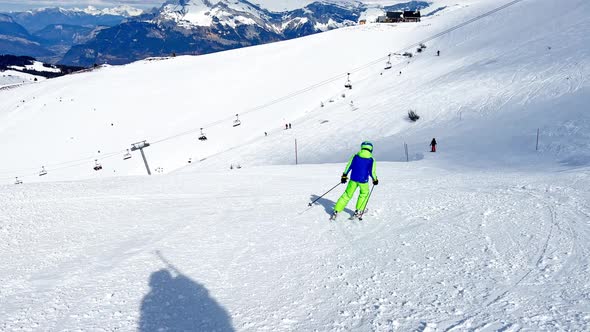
[0,0,589,330]
[1,164,589,330]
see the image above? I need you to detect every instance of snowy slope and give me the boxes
[1,163,589,330]
[0,0,588,183]
[8,60,61,73]
[0,70,45,88]
[1,0,590,330]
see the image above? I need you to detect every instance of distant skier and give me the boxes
[430,138,437,152]
[331,141,378,220]
[285,124,288,130]
[436,50,440,56]
[288,123,292,129]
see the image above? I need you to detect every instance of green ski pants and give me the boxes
[334,180,370,212]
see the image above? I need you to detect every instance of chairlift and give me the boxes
[93,159,103,171]
[123,149,132,160]
[344,73,352,89]
[384,54,392,70]
[233,114,241,127]
[39,166,47,176]
[198,128,208,141]
[15,177,22,185]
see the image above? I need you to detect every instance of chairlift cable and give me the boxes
[148,0,526,147]
[0,0,528,179]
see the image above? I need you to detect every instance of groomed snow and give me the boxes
[1,163,589,330]
[0,0,589,330]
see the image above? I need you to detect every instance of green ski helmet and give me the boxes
[360,141,373,152]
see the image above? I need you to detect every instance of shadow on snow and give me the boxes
[310,194,354,216]
[139,252,234,332]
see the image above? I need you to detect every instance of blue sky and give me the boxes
[0,0,163,11]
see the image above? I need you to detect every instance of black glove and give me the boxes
[341,174,348,184]
[373,179,379,185]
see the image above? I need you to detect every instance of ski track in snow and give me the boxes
[1,166,589,330]
[0,0,590,330]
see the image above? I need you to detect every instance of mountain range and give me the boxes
[0,6,141,63]
[0,1,430,67]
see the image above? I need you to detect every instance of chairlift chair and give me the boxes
[39,166,47,176]
[344,73,352,89]
[123,149,132,160]
[384,54,392,70]
[93,159,103,171]
[15,177,22,185]
[233,114,241,127]
[198,128,208,141]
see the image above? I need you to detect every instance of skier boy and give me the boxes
[331,141,378,220]
[430,138,437,152]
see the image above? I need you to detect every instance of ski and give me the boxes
[349,209,368,220]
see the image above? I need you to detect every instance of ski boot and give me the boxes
[329,211,338,221]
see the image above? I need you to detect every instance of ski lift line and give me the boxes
[149,0,526,147]
[1,0,528,180]
[319,58,409,106]
[1,149,127,181]
[0,149,126,176]
[149,73,349,145]
[47,150,124,172]
[48,150,123,167]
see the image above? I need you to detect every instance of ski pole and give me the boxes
[359,185,375,220]
[308,182,341,206]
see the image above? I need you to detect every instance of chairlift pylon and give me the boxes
[384,54,392,70]
[233,114,241,127]
[198,128,208,141]
[344,73,352,89]
[39,166,47,176]
[123,149,132,160]
[93,159,103,171]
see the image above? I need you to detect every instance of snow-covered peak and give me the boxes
[158,0,267,27]
[20,5,143,18]
[160,0,217,26]
[81,5,144,17]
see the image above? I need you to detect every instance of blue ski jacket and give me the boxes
[343,149,377,183]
